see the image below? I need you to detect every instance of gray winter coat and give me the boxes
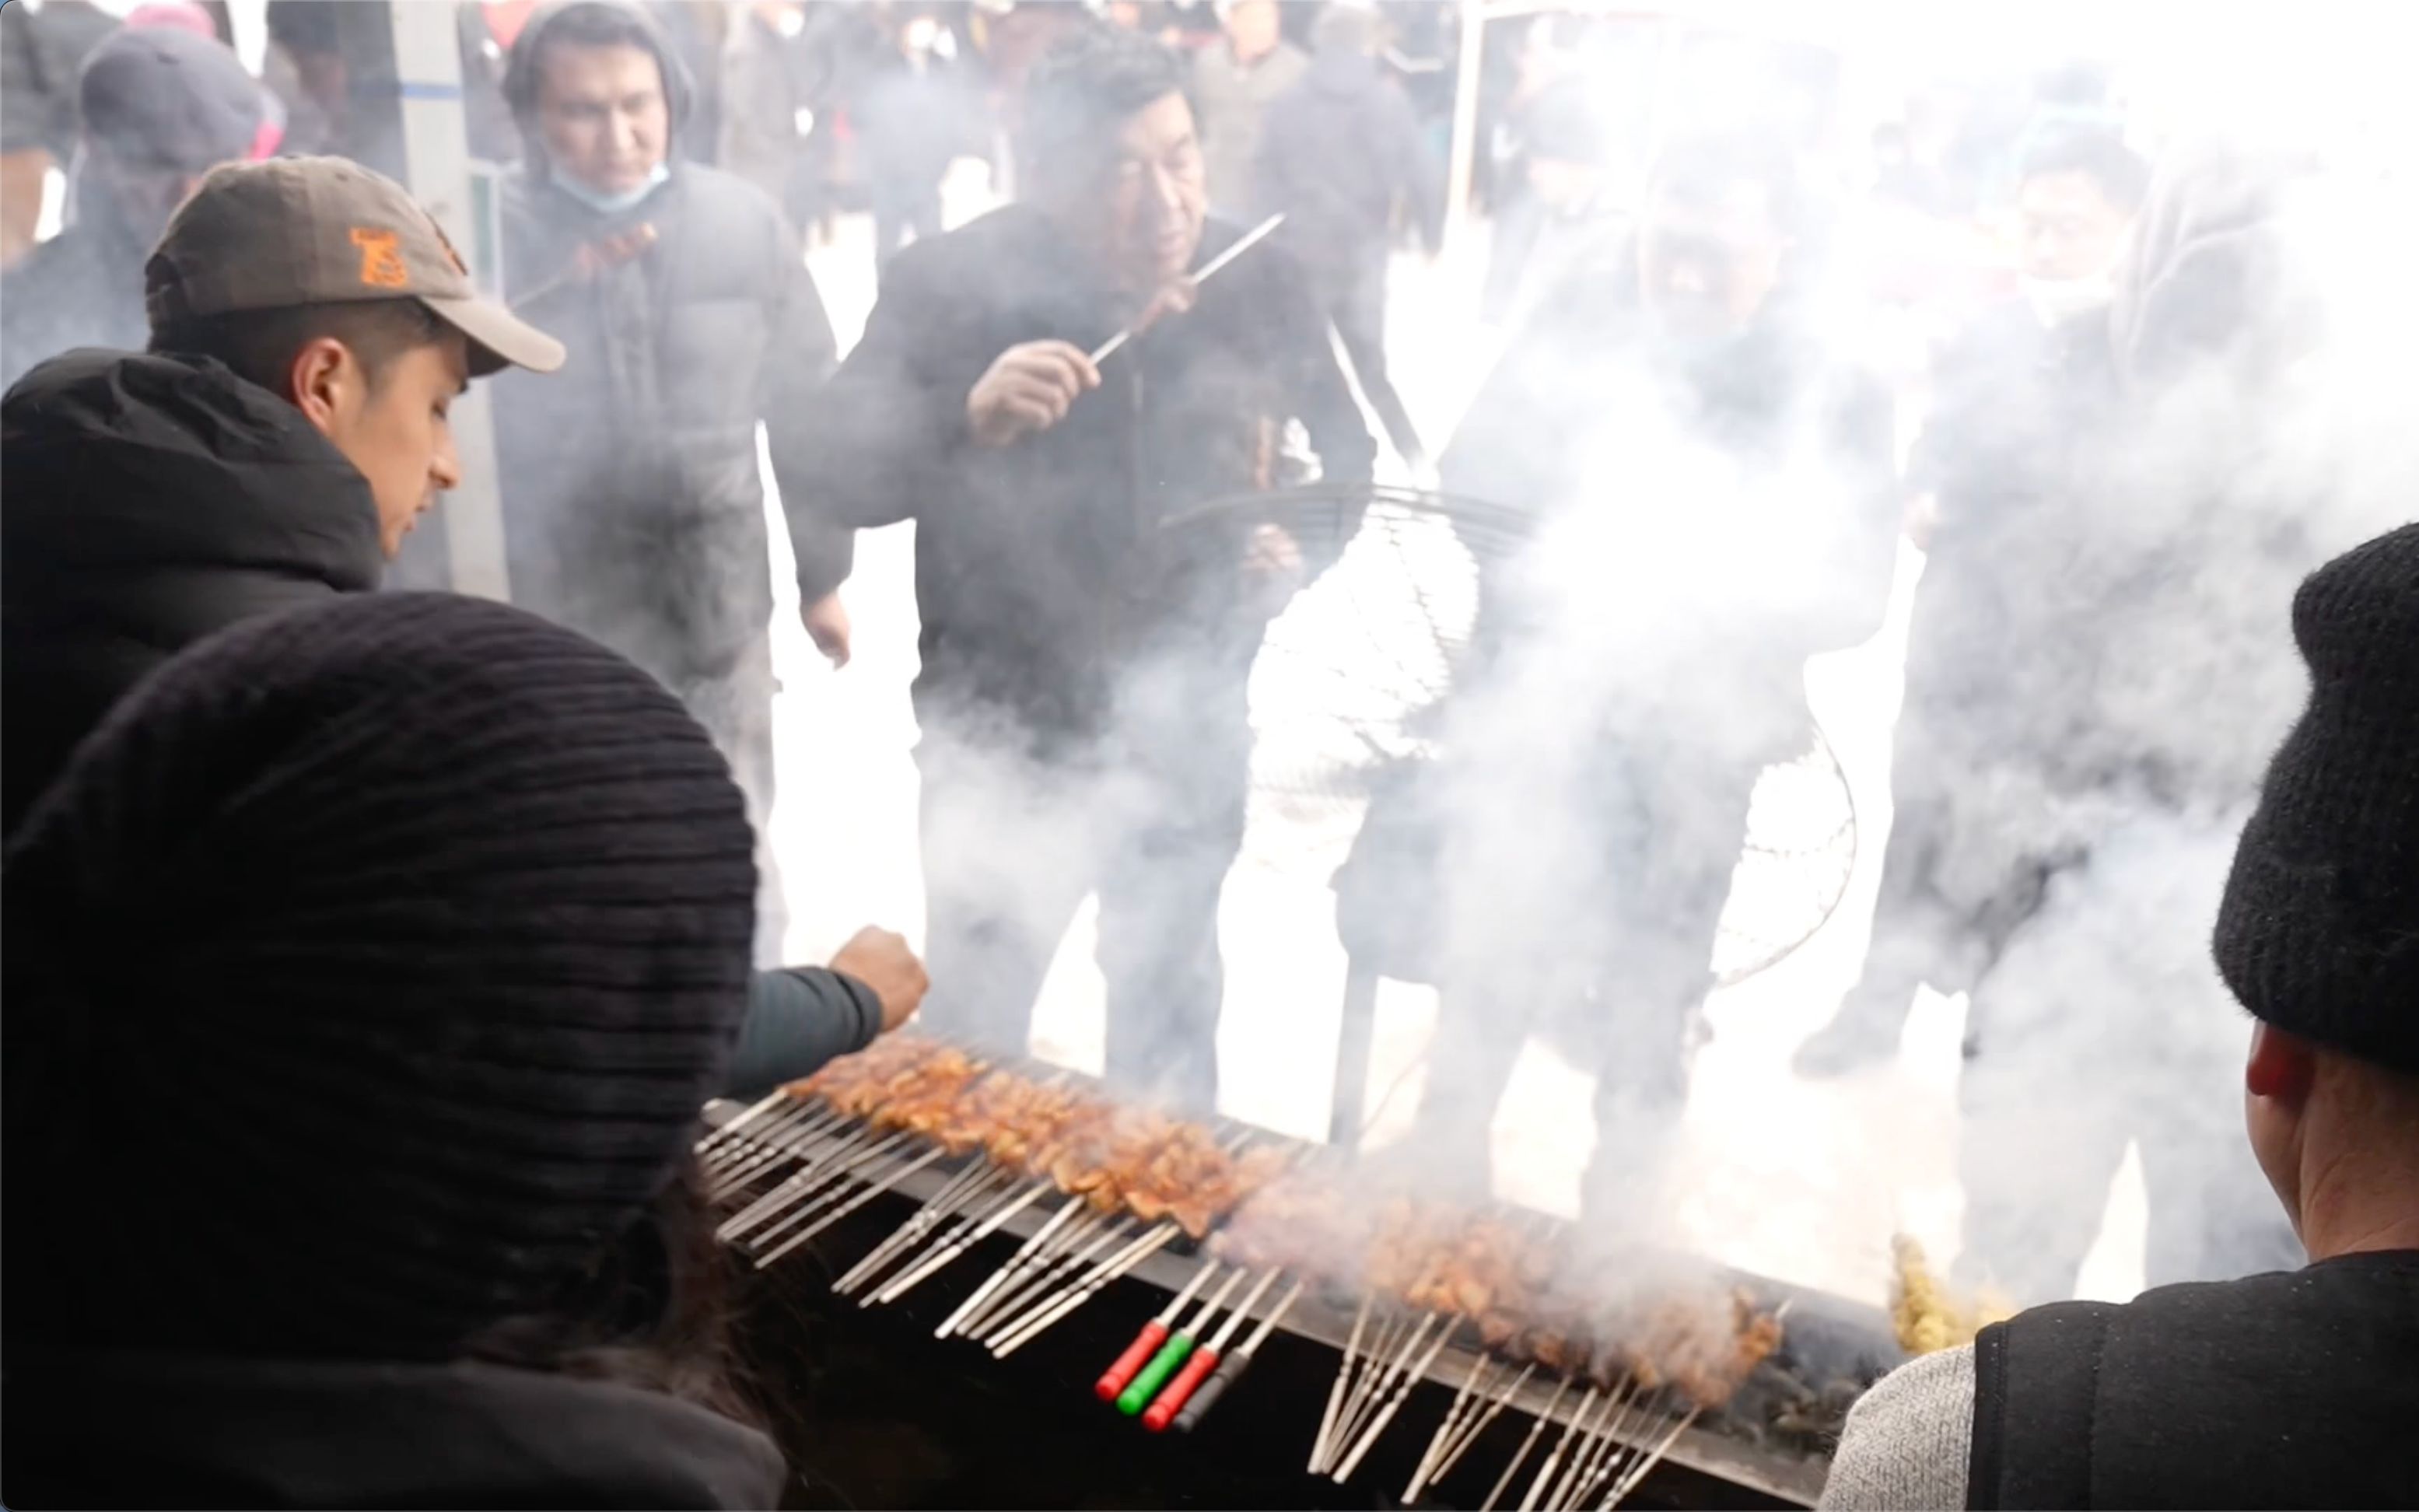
[488,2,847,691]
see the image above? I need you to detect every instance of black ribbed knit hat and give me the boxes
[2,593,758,1358]
[2214,522,2419,1075]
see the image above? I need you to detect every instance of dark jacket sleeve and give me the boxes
[723,967,883,1097]
[761,223,855,601]
[789,243,968,530]
[1381,82,1441,256]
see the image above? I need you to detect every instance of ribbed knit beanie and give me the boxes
[2213,522,2419,1075]
[2,593,758,1358]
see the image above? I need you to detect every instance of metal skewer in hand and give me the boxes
[1087,212,1285,366]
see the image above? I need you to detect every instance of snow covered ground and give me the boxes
[758,194,2152,1311]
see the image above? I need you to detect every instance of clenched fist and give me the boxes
[828,926,929,1034]
[966,340,1101,447]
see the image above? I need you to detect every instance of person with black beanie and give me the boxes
[1822,522,2419,1511]
[2,592,788,1509]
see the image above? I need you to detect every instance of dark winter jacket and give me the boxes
[491,0,845,691]
[0,349,384,835]
[1191,37,1308,218]
[793,203,1377,746]
[4,1350,786,1508]
[1257,47,1435,288]
[1,351,880,1086]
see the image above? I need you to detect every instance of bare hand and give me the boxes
[1129,277,1199,337]
[802,590,852,667]
[967,340,1100,447]
[828,926,928,1034]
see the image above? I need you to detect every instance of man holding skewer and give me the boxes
[797,22,1375,1114]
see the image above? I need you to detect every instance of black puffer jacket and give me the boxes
[0,350,383,835]
[489,0,845,688]
[793,203,1377,744]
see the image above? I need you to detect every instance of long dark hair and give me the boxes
[457,1158,765,1433]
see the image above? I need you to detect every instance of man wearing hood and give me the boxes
[490,0,850,962]
[0,24,275,390]
[1398,130,1899,1209]
[1255,1,1436,470]
[796,23,1375,1113]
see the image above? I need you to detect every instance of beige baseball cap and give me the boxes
[146,156,565,377]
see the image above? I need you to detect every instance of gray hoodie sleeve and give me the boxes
[723,967,884,1097]
[1817,1344,1975,1512]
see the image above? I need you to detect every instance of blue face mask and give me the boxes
[553,161,670,215]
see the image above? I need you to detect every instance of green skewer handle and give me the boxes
[1116,1333,1197,1416]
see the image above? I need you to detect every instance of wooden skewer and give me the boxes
[1481,1375,1570,1512]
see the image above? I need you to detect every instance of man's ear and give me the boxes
[2247,1021,2318,1104]
[286,336,353,435]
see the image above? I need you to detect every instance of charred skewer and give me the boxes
[1115,1265,1245,1416]
[1408,1353,1494,1502]
[1171,1275,1304,1433]
[871,1177,1052,1306]
[1482,1375,1571,1512]
[1433,1362,1537,1486]
[1517,1384,1599,1512]
[1335,1314,1456,1481]
[1095,1254,1224,1402]
[1088,212,1284,365]
[1309,1293,1374,1473]
[749,1146,951,1269]
[990,1221,1181,1358]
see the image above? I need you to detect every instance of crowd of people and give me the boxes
[1,1,2414,1507]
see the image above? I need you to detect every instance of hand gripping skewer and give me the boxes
[1171,1276,1304,1433]
[1142,1267,1282,1431]
[1087,212,1285,366]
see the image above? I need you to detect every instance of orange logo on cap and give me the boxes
[350,228,411,289]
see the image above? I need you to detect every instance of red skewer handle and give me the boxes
[1096,1321,1170,1402]
[1143,1346,1222,1432]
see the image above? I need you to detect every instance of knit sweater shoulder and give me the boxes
[1817,1344,1973,1511]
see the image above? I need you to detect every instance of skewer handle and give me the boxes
[1115,1333,1196,1416]
[1171,1347,1253,1433]
[1141,1346,1220,1432]
[1095,1322,1169,1402]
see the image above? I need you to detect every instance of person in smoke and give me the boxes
[1188,0,1306,220]
[1801,140,2326,1304]
[1392,129,1899,1211]
[797,22,1376,1113]
[1797,125,2150,1080]
[0,0,119,268]
[1,155,919,1095]
[492,0,852,961]
[1255,0,1437,471]
[2,593,790,1508]
[1821,523,2419,1511]
[849,3,985,276]
[0,24,275,390]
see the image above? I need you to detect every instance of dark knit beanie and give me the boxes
[2213,523,2419,1075]
[2,593,758,1358]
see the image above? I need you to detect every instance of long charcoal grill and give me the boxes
[701,1051,1894,1509]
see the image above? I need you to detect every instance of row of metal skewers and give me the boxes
[696,1037,1781,1503]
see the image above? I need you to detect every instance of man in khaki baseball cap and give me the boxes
[2,156,564,835]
